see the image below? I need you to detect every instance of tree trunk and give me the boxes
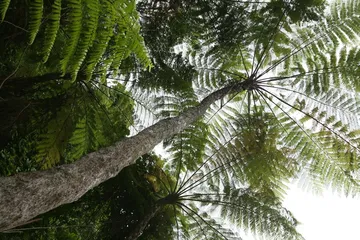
[0,81,249,231]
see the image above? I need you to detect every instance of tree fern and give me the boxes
[124,153,302,240]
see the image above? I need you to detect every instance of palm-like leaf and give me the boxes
[160,0,360,197]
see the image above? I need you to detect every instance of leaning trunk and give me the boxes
[0,82,248,231]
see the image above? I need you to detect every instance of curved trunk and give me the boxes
[0,82,248,231]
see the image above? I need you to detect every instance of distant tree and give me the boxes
[127,113,301,240]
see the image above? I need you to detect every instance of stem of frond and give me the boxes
[177,202,229,240]
[177,203,209,240]
[260,87,360,152]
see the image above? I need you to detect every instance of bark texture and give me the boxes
[0,82,248,231]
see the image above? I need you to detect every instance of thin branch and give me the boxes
[255,89,290,137]
[173,205,180,240]
[177,202,229,240]
[206,85,244,124]
[0,46,29,89]
[178,158,239,196]
[2,20,29,32]
[180,193,228,198]
[257,66,345,83]
[257,21,345,79]
[92,80,158,119]
[260,87,360,152]
[177,203,209,240]
[239,47,250,77]
[253,7,288,76]
[176,132,240,195]
[173,134,183,193]
[257,83,356,115]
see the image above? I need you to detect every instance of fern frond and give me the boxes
[68,0,99,79]
[42,0,61,63]
[36,103,75,168]
[181,189,301,240]
[27,0,43,45]
[165,119,209,175]
[67,102,102,160]
[60,0,82,74]
[0,0,11,22]
[83,0,115,80]
[180,206,240,240]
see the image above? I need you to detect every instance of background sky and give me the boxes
[240,184,360,240]
[282,184,360,240]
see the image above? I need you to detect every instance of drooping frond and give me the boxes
[82,0,114,80]
[179,205,241,240]
[27,0,43,45]
[0,0,10,22]
[35,102,75,168]
[7,0,151,80]
[42,0,61,63]
[60,0,82,74]
[67,0,99,77]
[178,188,301,240]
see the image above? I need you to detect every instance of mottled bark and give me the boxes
[0,81,248,231]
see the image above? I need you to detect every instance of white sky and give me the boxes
[242,184,360,240]
[282,184,360,240]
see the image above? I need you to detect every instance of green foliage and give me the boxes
[0,0,151,169]
[60,0,83,74]
[0,0,10,22]
[34,81,134,168]
[42,0,61,63]
[67,0,98,76]
[27,0,43,45]
[0,0,151,81]
[0,76,134,170]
